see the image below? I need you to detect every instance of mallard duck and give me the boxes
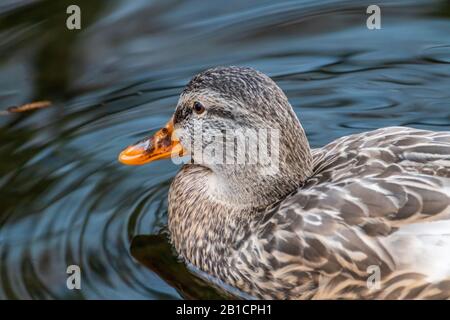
[119,66,450,299]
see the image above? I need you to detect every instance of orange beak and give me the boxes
[118,117,187,165]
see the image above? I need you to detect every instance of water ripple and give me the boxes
[0,0,449,299]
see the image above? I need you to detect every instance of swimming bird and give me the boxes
[119,66,450,299]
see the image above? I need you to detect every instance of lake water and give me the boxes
[0,0,449,299]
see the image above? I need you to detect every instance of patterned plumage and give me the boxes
[243,126,450,299]
[120,66,450,299]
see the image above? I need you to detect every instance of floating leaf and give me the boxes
[4,100,52,114]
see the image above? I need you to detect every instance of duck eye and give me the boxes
[193,101,205,114]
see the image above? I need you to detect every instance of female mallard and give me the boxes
[119,66,450,299]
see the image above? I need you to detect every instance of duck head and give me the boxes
[119,66,313,208]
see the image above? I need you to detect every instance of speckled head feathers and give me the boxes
[183,66,282,105]
[172,66,313,207]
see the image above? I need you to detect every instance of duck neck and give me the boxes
[168,165,257,273]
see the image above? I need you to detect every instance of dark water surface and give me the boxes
[0,0,449,299]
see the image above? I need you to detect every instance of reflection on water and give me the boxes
[0,0,449,299]
[130,234,252,299]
